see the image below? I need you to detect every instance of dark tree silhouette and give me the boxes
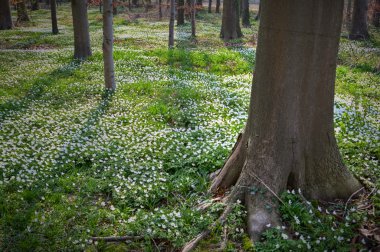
[349,0,369,40]
[71,0,92,59]
[0,0,12,29]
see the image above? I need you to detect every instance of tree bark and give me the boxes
[0,0,13,29]
[215,0,220,13]
[177,0,185,25]
[168,0,175,48]
[50,0,58,34]
[349,0,369,40]
[71,0,92,59]
[191,0,196,36]
[211,0,361,241]
[220,0,242,40]
[103,0,115,90]
[372,0,380,27]
[208,0,211,13]
[16,0,30,22]
[241,0,250,27]
[158,0,162,19]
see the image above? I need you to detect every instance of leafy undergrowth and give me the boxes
[0,4,379,252]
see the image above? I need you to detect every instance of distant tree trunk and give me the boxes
[221,0,242,40]
[0,0,13,29]
[31,0,39,10]
[99,1,102,12]
[191,0,196,36]
[50,0,58,34]
[346,0,352,24]
[215,0,220,13]
[196,0,202,8]
[254,0,260,20]
[16,0,30,22]
[168,0,175,48]
[177,0,185,25]
[349,0,369,40]
[208,0,211,13]
[71,0,92,59]
[158,0,162,19]
[241,0,250,27]
[103,0,115,90]
[372,0,380,27]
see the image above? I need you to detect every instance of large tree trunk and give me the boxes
[191,0,196,36]
[349,0,370,40]
[16,0,30,22]
[241,0,250,27]
[71,0,92,59]
[177,0,185,25]
[50,0,58,34]
[372,0,380,27]
[168,0,175,48]
[103,0,115,90]
[0,0,13,29]
[220,0,242,40]
[211,0,361,241]
[215,0,220,13]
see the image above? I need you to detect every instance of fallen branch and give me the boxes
[90,235,143,242]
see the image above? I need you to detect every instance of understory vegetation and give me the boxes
[0,4,379,252]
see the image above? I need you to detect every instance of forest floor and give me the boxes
[0,4,379,252]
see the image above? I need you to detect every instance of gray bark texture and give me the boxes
[168,0,175,48]
[51,0,59,34]
[103,0,115,89]
[0,0,12,29]
[71,0,92,59]
[211,0,361,241]
[221,0,242,40]
[349,0,370,40]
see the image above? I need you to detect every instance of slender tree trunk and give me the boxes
[215,0,220,13]
[372,0,380,27]
[220,0,242,40]
[211,0,361,241]
[168,0,175,48]
[241,0,250,27]
[349,0,370,40]
[16,0,30,22]
[207,0,211,13]
[0,0,13,29]
[31,0,39,10]
[50,0,58,34]
[99,1,102,13]
[177,0,185,25]
[103,0,115,90]
[71,0,92,59]
[191,0,196,36]
[158,0,162,19]
[346,0,352,25]
[254,0,260,20]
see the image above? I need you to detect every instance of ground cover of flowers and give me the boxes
[0,5,379,251]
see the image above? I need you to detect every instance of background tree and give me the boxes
[31,0,39,10]
[349,0,370,39]
[16,0,30,22]
[241,0,250,27]
[372,0,380,27]
[71,0,92,59]
[0,0,13,29]
[177,0,185,25]
[103,0,115,89]
[207,0,211,13]
[220,0,242,40]
[215,0,220,13]
[254,0,260,20]
[183,0,361,250]
[168,0,175,47]
[191,0,196,36]
[51,0,58,34]
[158,0,162,19]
